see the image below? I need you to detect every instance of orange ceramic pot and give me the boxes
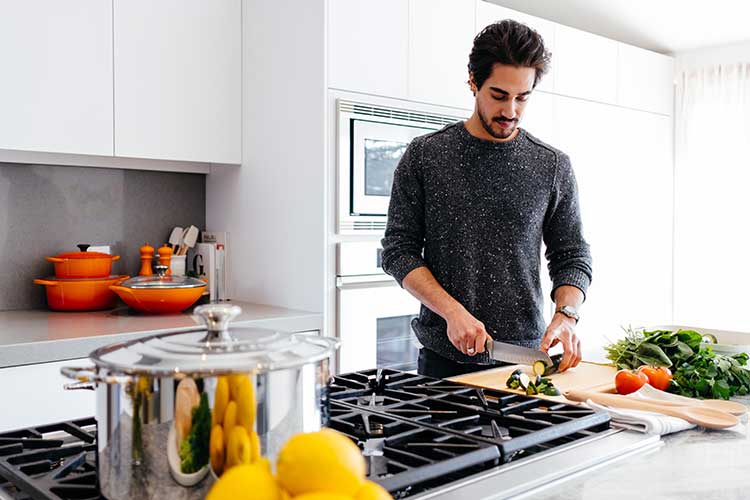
[47,244,120,279]
[34,275,129,311]
[109,266,206,314]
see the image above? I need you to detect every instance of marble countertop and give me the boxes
[533,399,750,500]
[0,300,322,368]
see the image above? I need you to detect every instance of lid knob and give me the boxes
[154,265,169,277]
[194,304,242,342]
[77,244,90,252]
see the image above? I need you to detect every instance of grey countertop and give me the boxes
[0,300,322,368]
[533,401,750,500]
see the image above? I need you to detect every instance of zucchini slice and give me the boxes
[533,360,547,376]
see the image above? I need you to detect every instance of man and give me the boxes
[381,20,592,379]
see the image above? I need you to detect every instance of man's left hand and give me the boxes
[539,313,581,372]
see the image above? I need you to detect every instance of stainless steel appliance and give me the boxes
[336,99,467,234]
[60,304,338,500]
[336,241,422,373]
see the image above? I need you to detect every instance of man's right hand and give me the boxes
[446,307,491,356]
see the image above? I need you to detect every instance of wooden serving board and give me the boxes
[449,361,618,403]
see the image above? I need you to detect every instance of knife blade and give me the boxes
[485,338,552,367]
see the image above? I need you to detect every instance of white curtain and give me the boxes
[674,63,750,331]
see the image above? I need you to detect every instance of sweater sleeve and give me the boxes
[542,152,593,300]
[380,138,428,287]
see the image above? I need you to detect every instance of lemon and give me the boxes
[293,494,353,500]
[229,374,249,402]
[213,376,230,427]
[276,429,365,496]
[236,376,257,432]
[226,425,252,469]
[210,425,225,475]
[355,481,392,500]
[223,400,238,438]
[206,460,281,500]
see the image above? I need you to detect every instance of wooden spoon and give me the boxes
[565,389,739,430]
[585,383,747,416]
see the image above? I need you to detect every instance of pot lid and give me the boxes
[53,244,117,260]
[119,265,206,289]
[88,304,338,376]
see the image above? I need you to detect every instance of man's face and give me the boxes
[470,63,536,140]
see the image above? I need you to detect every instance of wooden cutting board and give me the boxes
[449,361,618,403]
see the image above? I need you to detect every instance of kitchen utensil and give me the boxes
[61,303,339,500]
[485,338,552,367]
[139,243,155,276]
[157,244,173,275]
[180,225,200,255]
[46,244,121,279]
[34,275,129,311]
[168,226,184,250]
[565,389,739,430]
[109,265,205,314]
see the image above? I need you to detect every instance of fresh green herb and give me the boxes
[605,327,750,400]
[179,392,211,473]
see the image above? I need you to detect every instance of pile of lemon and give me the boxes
[209,374,260,474]
[207,428,392,500]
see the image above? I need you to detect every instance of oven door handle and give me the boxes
[336,275,398,289]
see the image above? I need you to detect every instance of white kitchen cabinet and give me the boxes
[617,43,674,115]
[0,0,113,156]
[328,0,409,99]
[0,359,95,432]
[114,0,241,164]
[553,24,618,105]
[408,0,476,110]
[474,0,555,92]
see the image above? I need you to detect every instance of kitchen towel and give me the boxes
[587,385,697,435]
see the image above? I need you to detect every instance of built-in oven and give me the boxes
[337,99,467,234]
[336,241,422,373]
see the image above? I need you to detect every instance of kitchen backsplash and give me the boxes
[0,163,206,310]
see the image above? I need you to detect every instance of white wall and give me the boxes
[675,40,750,73]
[206,0,326,313]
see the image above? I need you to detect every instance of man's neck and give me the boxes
[464,114,519,143]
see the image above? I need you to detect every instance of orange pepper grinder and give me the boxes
[157,244,173,275]
[139,243,154,276]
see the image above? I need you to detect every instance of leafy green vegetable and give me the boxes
[605,327,750,400]
[179,392,211,473]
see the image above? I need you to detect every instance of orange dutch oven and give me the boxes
[34,275,129,311]
[47,244,121,279]
[109,265,206,314]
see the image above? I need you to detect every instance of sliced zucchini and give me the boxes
[505,369,524,389]
[518,373,531,390]
[543,354,564,376]
[542,385,561,396]
[533,360,547,376]
[526,385,536,396]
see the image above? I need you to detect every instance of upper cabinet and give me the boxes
[113,0,242,164]
[0,0,113,156]
[328,0,409,99]
[475,0,555,92]
[617,43,674,115]
[553,24,618,105]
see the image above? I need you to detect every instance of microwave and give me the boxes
[336,99,467,234]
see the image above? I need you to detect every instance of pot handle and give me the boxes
[61,366,132,385]
[111,255,121,262]
[34,279,58,286]
[45,256,64,263]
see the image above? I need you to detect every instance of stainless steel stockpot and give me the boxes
[62,304,338,500]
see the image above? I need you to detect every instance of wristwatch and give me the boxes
[555,305,580,324]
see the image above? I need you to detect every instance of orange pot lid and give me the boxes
[52,244,118,260]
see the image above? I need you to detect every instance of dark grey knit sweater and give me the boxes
[381,122,592,364]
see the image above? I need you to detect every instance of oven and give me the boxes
[336,241,422,373]
[336,99,467,234]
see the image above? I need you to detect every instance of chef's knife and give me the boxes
[485,338,552,368]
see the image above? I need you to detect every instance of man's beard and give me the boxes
[479,108,518,139]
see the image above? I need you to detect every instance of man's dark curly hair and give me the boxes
[468,20,551,90]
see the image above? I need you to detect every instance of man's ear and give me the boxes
[468,72,478,96]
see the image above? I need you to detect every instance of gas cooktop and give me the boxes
[0,369,659,500]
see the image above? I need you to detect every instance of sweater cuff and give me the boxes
[385,254,427,288]
[551,268,591,301]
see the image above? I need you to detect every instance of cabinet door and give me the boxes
[617,43,674,115]
[328,0,408,98]
[114,0,241,163]
[474,0,555,92]
[554,24,618,105]
[408,0,475,110]
[0,0,112,156]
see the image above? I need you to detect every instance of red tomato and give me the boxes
[637,366,673,391]
[615,369,649,395]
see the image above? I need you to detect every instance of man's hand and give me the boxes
[540,313,581,372]
[445,307,491,356]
